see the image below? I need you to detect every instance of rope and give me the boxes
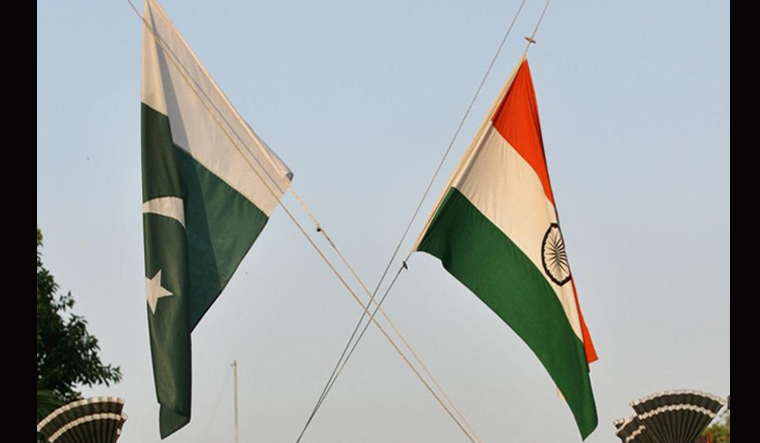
[389,0,530,279]
[290,203,484,443]
[129,1,479,441]
[523,0,553,56]
[293,0,532,441]
[306,267,405,426]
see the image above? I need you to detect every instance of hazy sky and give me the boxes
[37,1,730,442]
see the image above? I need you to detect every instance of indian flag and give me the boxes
[414,58,598,439]
[141,0,292,437]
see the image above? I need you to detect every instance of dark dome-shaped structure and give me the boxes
[37,397,127,443]
[614,390,725,443]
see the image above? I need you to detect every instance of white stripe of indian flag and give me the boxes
[452,123,583,340]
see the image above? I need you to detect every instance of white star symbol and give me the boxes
[146,269,174,314]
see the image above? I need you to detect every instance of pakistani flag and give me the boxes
[141,0,293,437]
[414,58,599,439]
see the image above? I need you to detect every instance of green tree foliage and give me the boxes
[37,228,122,415]
[703,411,730,443]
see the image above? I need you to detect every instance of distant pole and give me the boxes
[232,360,239,443]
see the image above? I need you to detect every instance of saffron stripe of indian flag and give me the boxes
[414,58,598,439]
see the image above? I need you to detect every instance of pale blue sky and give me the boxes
[37,1,730,442]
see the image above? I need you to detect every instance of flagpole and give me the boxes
[232,361,239,443]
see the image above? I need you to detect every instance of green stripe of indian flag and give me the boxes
[415,186,597,438]
[141,0,292,217]
[452,123,583,341]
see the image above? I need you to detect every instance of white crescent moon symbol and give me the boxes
[143,196,185,228]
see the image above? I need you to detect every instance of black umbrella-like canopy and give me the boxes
[37,397,127,443]
[613,390,725,443]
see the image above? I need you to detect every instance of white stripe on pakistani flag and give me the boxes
[141,0,292,217]
[451,123,583,341]
[143,197,186,228]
